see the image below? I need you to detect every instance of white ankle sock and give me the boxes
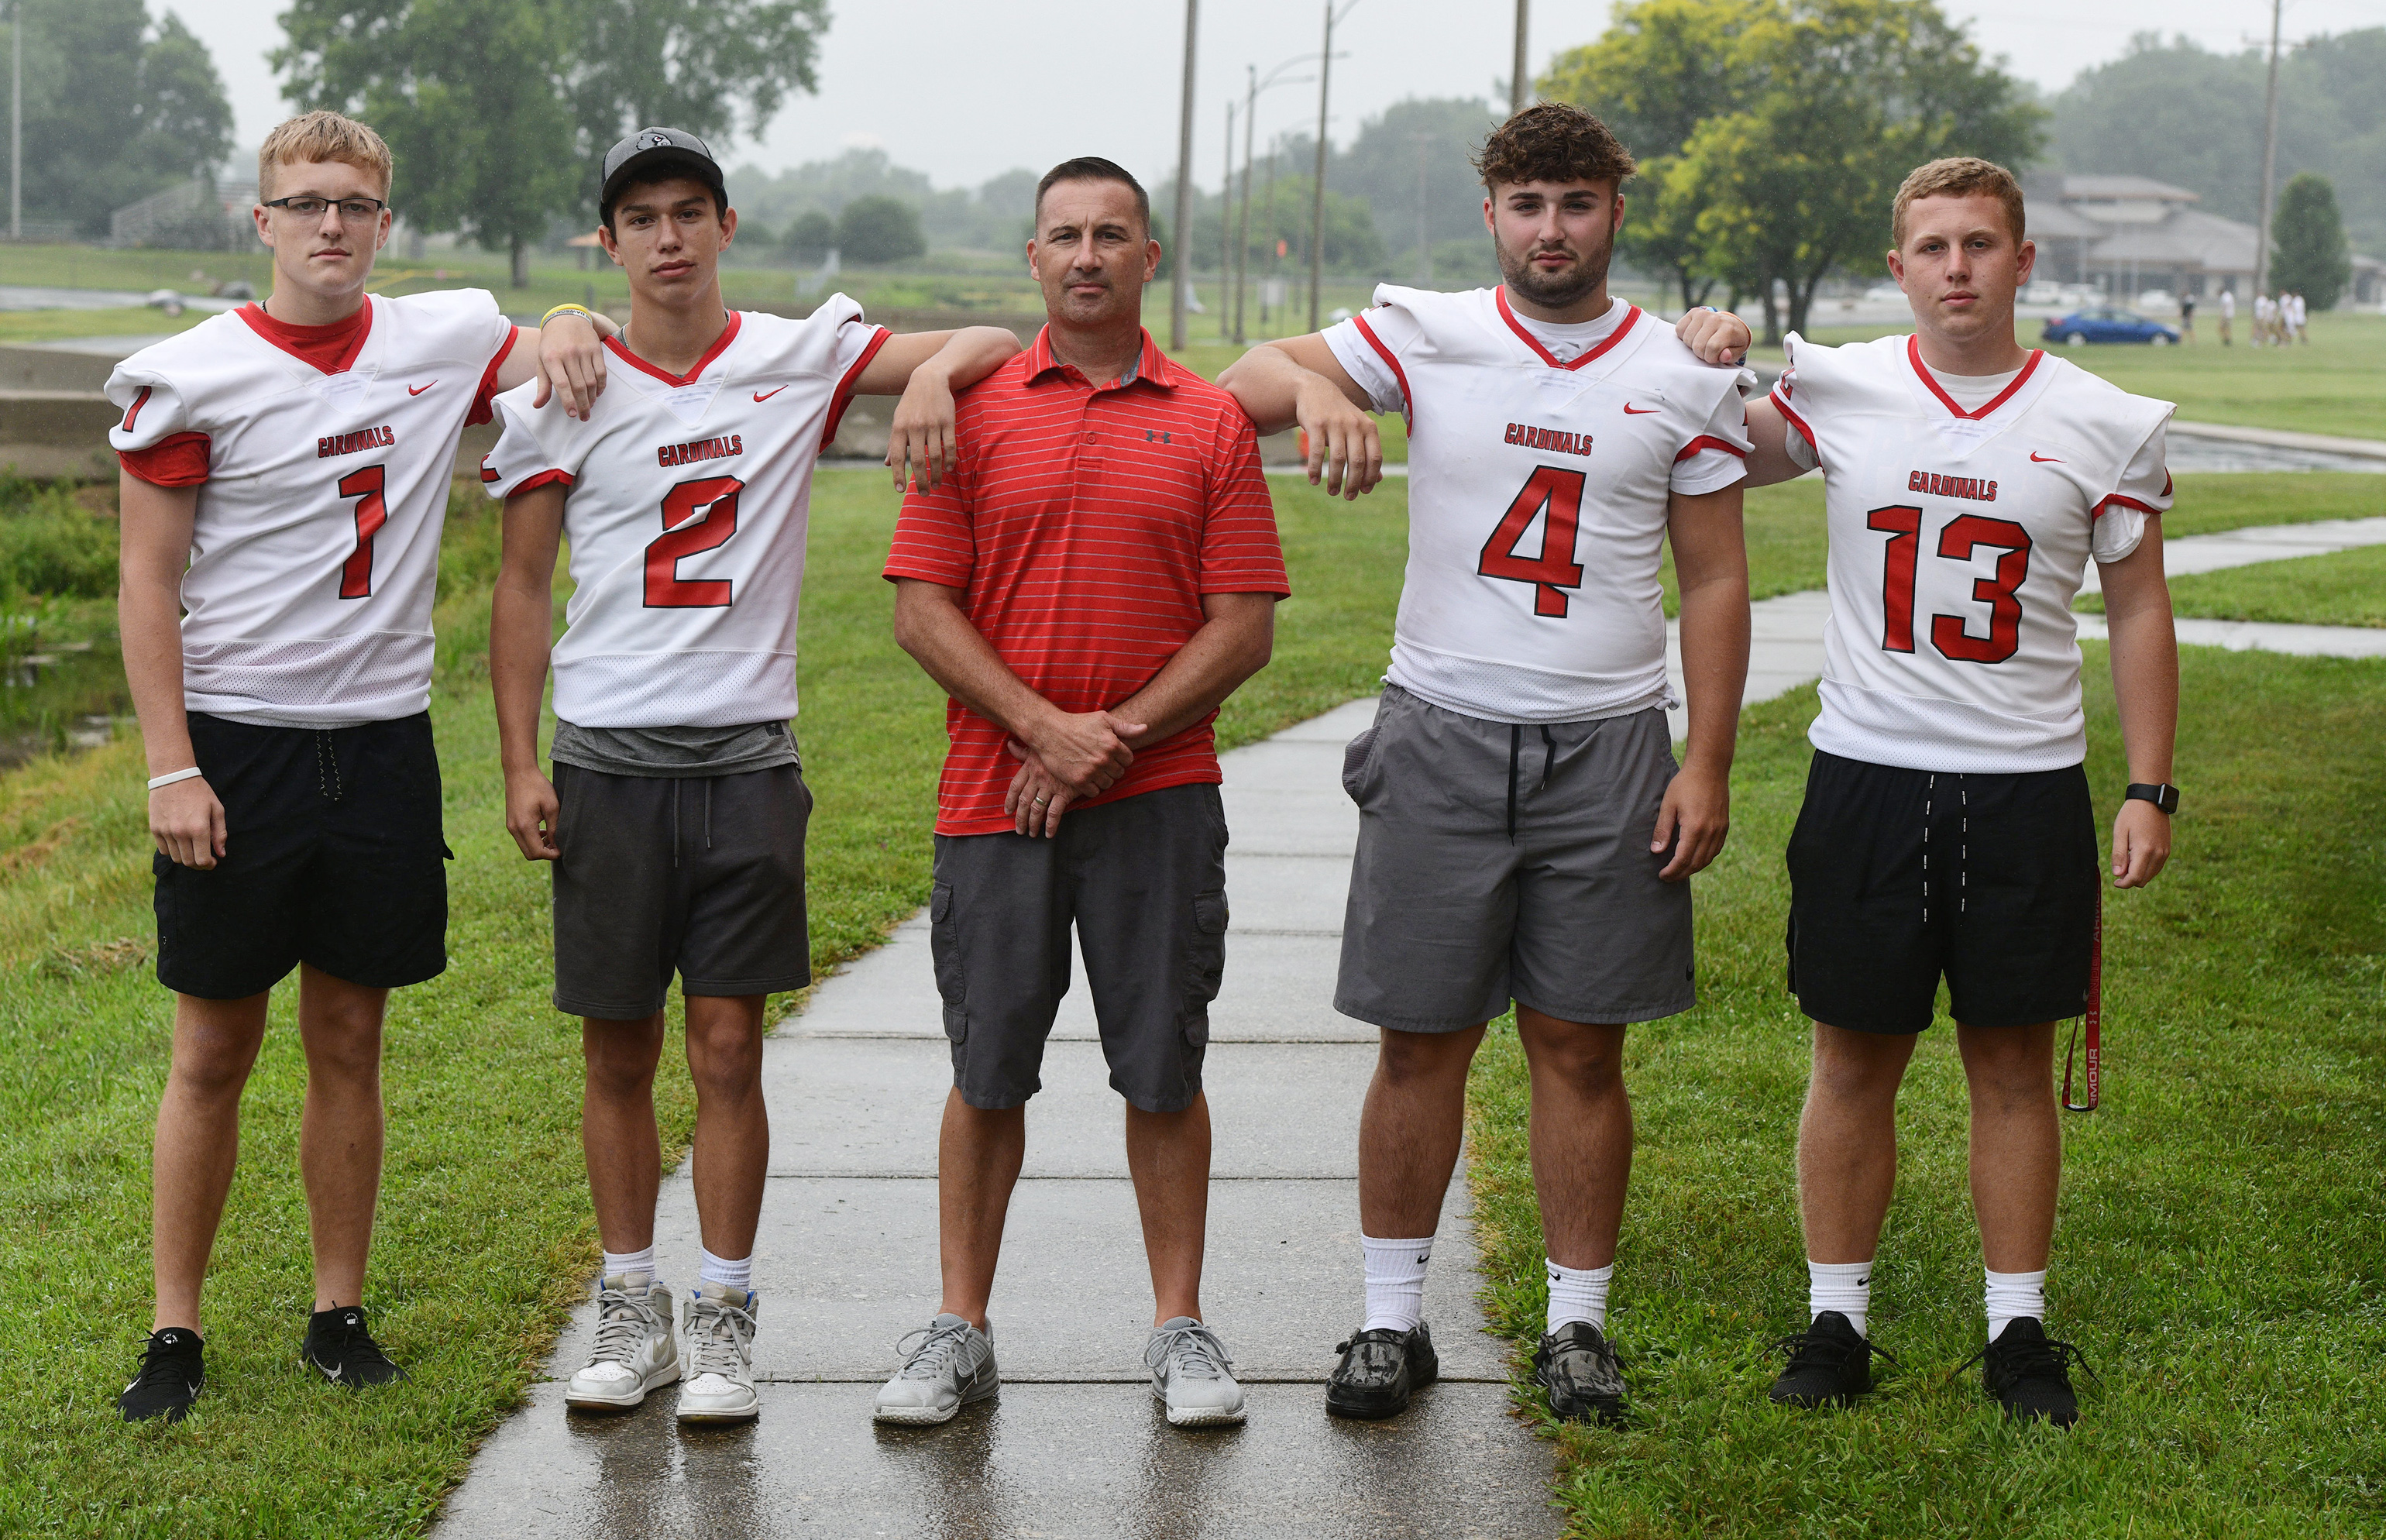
[602,1246,658,1284]
[1360,1233,1435,1332]
[699,1247,753,1294]
[1545,1260,1613,1334]
[1984,1268,2045,1342]
[1808,1259,1873,1337]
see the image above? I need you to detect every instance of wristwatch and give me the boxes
[2124,782,2180,816]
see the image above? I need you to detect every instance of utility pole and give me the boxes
[10,2,20,242]
[1220,99,1235,338]
[2253,0,2283,299]
[1308,1,1358,331]
[1511,0,1530,115]
[1170,0,1199,352]
[1235,68,1257,345]
[1412,131,1433,286]
[1260,140,1281,332]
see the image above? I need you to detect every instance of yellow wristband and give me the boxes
[540,304,594,327]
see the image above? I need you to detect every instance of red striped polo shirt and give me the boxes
[884,326,1288,836]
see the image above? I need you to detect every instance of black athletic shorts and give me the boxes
[930,782,1228,1114]
[154,712,450,1001]
[550,761,813,1019]
[1785,750,2097,1034]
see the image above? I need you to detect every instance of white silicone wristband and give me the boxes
[147,766,205,791]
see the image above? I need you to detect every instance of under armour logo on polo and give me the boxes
[1146,429,1173,444]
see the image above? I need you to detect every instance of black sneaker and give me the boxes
[1769,1310,1893,1408]
[1532,1320,1627,1425]
[1972,1318,2089,1428]
[1325,1322,1439,1419]
[119,1328,205,1422]
[301,1306,407,1390]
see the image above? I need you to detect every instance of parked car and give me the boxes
[2020,280,2066,307]
[2042,308,2180,345]
[2135,289,2178,315]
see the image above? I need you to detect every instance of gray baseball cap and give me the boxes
[600,126,726,221]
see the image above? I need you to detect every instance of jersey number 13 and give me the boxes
[1869,504,2032,664]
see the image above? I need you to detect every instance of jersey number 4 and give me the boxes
[1480,465,1587,617]
[645,475,746,608]
[1869,504,2031,663]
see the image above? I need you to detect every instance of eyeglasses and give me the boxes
[262,195,387,224]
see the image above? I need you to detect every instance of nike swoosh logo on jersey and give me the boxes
[753,386,787,402]
[1622,403,1659,414]
[408,383,434,395]
[2030,452,2062,462]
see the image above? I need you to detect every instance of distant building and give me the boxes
[2022,174,2381,305]
[109,178,260,250]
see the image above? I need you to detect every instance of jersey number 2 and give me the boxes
[645,475,746,608]
[337,466,387,600]
[1480,465,1587,617]
[1868,504,2032,664]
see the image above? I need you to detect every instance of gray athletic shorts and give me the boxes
[552,761,813,1019]
[930,783,1228,1114]
[1334,686,1694,1033]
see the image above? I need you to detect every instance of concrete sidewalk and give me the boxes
[433,699,1559,1539]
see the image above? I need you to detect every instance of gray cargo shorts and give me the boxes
[930,782,1229,1113]
[1333,686,1694,1033]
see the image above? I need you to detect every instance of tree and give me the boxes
[783,208,834,262]
[836,195,924,265]
[134,14,234,185]
[1330,97,1504,263]
[2271,173,2350,310]
[278,0,580,287]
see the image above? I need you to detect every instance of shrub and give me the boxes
[837,196,927,265]
[0,479,116,602]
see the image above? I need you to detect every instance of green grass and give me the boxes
[1466,644,2386,1536]
[2075,543,2386,629]
[0,467,1411,1536]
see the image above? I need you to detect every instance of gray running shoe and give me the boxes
[1145,1317,1246,1427]
[873,1313,999,1425]
[566,1272,680,1412]
[676,1282,761,1425]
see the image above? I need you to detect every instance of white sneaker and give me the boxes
[564,1272,679,1412]
[1146,1317,1246,1426]
[676,1281,761,1425]
[872,1313,999,1425]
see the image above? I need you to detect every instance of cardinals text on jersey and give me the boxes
[480,297,888,729]
[1772,333,2173,772]
[1324,284,1751,724]
[105,290,514,724]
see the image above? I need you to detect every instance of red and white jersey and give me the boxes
[105,290,513,724]
[1772,332,2173,772]
[1325,285,1750,724]
[480,299,888,728]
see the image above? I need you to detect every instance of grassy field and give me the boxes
[2077,542,2386,629]
[1466,643,2386,1537]
[0,470,1405,1536]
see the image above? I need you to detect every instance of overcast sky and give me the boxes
[175,0,2379,191]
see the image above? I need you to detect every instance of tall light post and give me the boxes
[1219,99,1234,337]
[1169,0,1200,352]
[2252,0,2283,299]
[10,1,20,242]
[1511,0,1530,115]
[1307,0,1361,332]
[1235,57,1312,345]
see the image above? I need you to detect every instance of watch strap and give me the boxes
[2124,782,2179,815]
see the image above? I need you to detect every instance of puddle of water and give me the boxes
[0,618,130,768]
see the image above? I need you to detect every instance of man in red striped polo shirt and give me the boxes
[875,156,1288,1431]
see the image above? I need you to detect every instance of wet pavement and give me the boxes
[433,698,1562,1539]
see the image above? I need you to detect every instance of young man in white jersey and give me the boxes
[483,128,1019,1425]
[1222,102,1754,1425]
[108,111,608,1423]
[1680,157,2179,1425]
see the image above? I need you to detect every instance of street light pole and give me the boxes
[2253,0,2282,299]
[1219,99,1234,338]
[1511,0,1529,115]
[1170,0,1199,352]
[1308,2,1359,331]
[1235,57,1314,346]
[11,2,21,242]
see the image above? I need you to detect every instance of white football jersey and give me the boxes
[1772,332,2174,772]
[106,290,514,725]
[1325,285,1751,724]
[480,299,888,729]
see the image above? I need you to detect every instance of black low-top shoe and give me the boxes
[1974,1318,2089,1428]
[1533,1320,1627,1425]
[1769,1310,1892,1408]
[119,1327,205,1422]
[302,1306,407,1390]
[1325,1322,1439,1419]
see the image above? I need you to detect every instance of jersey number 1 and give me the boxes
[1480,465,1588,617]
[1868,504,2032,664]
[645,475,747,608]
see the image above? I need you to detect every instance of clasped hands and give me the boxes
[1002,708,1149,838]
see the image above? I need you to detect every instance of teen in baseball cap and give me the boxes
[600,127,726,225]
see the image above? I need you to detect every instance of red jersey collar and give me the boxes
[1024,326,1178,390]
[237,297,375,375]
[1906,334,2044,421]
[1495,287,1641,371]
[603,310,744,387]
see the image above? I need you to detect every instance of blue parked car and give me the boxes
[2042,308,2179,345]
